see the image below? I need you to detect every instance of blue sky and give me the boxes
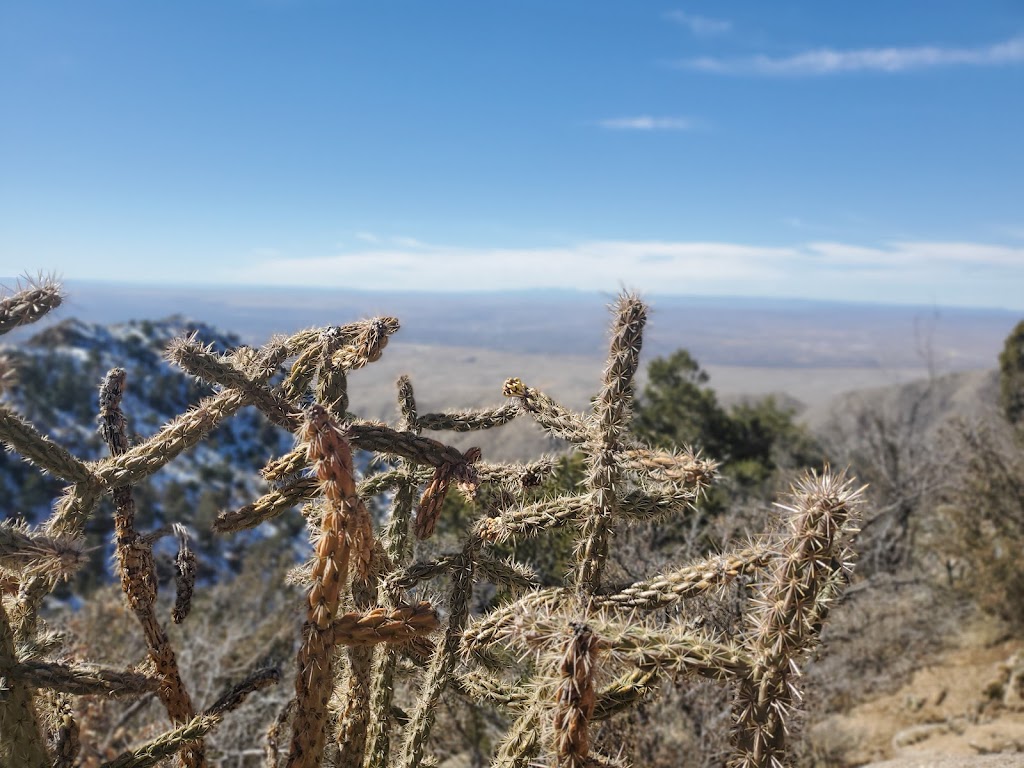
[1,1,1022,308]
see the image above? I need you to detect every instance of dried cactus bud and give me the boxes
[415,462,452,540]
[333,317,400,370]
[415,446,482,539]
[457,446,482,478]
[50,698,80,768]
[349,496,375,582]
[503,377,529,398]
[171,523,197,624]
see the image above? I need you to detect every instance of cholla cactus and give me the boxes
[0,278,863,768]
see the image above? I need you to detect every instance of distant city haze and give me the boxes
[1,279,1015,459]
[12,280,1004,366]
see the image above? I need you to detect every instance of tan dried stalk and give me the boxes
[553,624,601,768]
[304,404,374,623]
[288,404,380,768]
[288,407,355,768]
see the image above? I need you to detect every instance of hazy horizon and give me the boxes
[3,279,1014,376]
[4,276,1022,314]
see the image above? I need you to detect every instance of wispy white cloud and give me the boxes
[392,235,427,249]
[665,10,731,36]
[597,116,696,131]
[355,232,429,248]
[680,36,1024,75]
[236,237,1024,308]
[801,240,1024,268]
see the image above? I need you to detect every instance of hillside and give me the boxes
[0,317,296,588]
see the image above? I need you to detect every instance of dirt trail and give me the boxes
[812,621,1024,765]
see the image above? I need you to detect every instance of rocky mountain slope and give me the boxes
[0,316,297,589]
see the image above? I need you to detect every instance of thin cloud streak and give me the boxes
[680,36,1024,75]
[237,238,1024,308]
[598,116,696,131]
[665,11,731,36]
[807,241,1024,267]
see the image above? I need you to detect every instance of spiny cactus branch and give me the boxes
[417,402,521,432]
[98,367,205,768]
[0,277,63,336]
[502,377,591,443]
[575,294,647,596]
[0,522,84,578]
[596,545,772,610]
[100,714,222,768]
[0,406,94,484]
[0,599,49,768]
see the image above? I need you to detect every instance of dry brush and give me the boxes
[0,278,864,768]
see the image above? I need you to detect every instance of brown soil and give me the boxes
[811,619,1024,766]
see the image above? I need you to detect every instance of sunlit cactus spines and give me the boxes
[0,279,864,768]
[0,275,64,337]
[0,521,84,579]
[731,469,864,768]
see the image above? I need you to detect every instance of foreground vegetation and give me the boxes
[1,278,1022,767]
